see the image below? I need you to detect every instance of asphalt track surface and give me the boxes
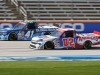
[0,41,100,56]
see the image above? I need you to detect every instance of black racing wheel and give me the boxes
[44,41,54,49]
[8,32,17,41]
[83,41,92,49]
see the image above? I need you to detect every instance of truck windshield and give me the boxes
[51,30,62,37]
[13,22,26,29]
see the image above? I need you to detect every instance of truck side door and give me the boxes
[59,30,76,48]
[18,22,37,40]
[24,22,37,40]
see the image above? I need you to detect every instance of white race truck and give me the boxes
[30,28,100,49]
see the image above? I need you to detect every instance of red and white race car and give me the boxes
[30,28,100,49]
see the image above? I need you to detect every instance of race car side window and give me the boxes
[63,31,73,38]
[27,22,38,29]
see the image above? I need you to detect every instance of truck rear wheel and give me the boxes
[83,41,92,49]
[8,32,17,41]
[44,41,54,49]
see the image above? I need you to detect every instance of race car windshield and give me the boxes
[51,31,62,37]
[13,23,26,29]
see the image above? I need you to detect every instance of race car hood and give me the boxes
[31,35,57,42]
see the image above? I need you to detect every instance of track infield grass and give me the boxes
[0,61,100,75]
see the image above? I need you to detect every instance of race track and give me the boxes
[0,41,100,56]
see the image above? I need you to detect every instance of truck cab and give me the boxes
[59,29,76,48]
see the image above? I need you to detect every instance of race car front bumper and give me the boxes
[30,41,44,49]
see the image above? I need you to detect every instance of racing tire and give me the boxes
[83,41,92,49]
[44,41,54,50]
[8,32,17,41]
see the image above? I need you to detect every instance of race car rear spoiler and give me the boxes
[93,30,100,36]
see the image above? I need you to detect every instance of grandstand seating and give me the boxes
[0,0,100,20]
[0,0,17,20]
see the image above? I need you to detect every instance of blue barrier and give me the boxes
[0,21,100,33]
[64,22,100,33]
[0,22,18,29]
[0,55,100,61]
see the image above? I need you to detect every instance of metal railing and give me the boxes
[19,6,27,20]
[11,0,18,11]
[11,0,18,6]
[10,0,27,20]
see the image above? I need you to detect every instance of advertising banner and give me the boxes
[37,20,100,33]
[38,22,100,33]
[0,20,19,29]
[0,20,100,33]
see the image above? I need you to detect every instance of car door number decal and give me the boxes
[63,38,75,47]
[25,31,34,38]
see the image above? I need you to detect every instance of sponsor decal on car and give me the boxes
[62,38,75,47]
[78,36,98,41]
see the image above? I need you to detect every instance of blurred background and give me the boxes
[0,0,100,20]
